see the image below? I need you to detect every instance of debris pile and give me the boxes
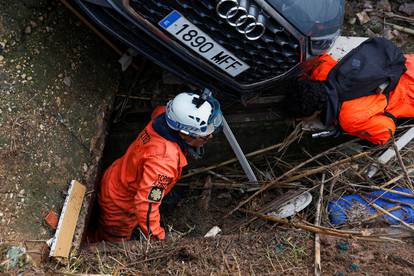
[347,0,414,48]
[194,123,414,242]
[43,123,414,274]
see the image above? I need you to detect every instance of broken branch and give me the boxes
[227,151,368,217]
[240,209,403,243]
[385,22,414,36]
[314,174,325,276]
[389,130,414,191]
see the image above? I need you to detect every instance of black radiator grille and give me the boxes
[128,0,301,84]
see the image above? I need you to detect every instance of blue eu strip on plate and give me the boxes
[159,11,182,29]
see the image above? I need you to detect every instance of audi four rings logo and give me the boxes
[216,0,266,41]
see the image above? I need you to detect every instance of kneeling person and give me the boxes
[283,39,414,145]
[93,92,223,241]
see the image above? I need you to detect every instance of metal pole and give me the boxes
[222,117,258,183]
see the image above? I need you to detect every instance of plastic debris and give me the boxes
[5,246,26,269]
[347,263,360,272]
[328,188,414,225]
[268,191,313,219]
[275,244,285,254]
[336,241,349,252]
[204,226,221,238]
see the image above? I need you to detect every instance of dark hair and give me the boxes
[282,80,328,118]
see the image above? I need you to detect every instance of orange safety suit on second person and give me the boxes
[310,54,414,144]
[93,106,187,241]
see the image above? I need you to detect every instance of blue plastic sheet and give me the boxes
[328,188,414,225]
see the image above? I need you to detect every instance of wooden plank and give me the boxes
[50,180,86,258]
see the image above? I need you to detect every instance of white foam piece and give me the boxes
[329,36,369,60]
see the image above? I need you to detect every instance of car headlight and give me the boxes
[310,30,340,56]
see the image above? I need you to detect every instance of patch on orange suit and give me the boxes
[138,129,151,144]
[154,174,173,189]
[148,187,164,203]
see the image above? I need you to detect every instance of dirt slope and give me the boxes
[0,0,119,242]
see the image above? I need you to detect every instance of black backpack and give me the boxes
[322,37,407,128]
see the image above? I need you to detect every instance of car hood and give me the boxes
[267,0,345,37]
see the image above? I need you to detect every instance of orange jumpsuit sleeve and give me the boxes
[310,54,337,81]
[339,99,396,145]
[134,156,176,240]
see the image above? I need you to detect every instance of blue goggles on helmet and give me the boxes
[206,96,223,134]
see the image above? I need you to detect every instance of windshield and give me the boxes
[267,0,345,37]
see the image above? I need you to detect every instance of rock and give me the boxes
[27,76,32,81]
[399,3,414,16]
[56,97,61,107]
[366,28,378,38]
[392,30,401,38]
[383,28,396,40]
[58,73,63,78]
[30,20,38,28]
[363,1,373,10]
[63,76,71,87]
[24,25,32,34]
[15,64,21,70]
[367,16,384,34]
[356,11,370,25]
[21,73,27,79]
[377,0,392,12]
[0,55,4,62]
[348,17,357,25]
[19,189,25,195]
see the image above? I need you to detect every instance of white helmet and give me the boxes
[166,92,223,137]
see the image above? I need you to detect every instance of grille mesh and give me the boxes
[129,0,301,84]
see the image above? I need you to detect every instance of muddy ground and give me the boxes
[1,0,414,275]
[0,0,119,242]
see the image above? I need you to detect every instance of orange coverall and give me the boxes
[94,107,187,241]
[311,54,414,144]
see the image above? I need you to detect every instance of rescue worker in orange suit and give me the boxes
[91,91,223,241]
[282,53,414,145]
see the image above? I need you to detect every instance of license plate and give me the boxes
[159,11,250,77]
